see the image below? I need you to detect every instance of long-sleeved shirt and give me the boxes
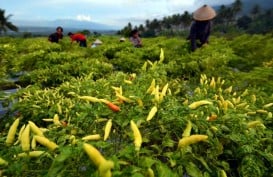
[188,20,211,51]
[130,36,142,47]
[70,33,86,42]
[48,32,63,43]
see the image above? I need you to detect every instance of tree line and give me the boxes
[118,0,273,37]
[1,0,273,37]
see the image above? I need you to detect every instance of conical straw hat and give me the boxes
[120,37,126,41]
[193,5,216,21]
[94,39,102,44]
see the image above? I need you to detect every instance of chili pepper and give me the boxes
[182,121,192,137]
[146,106,157,121]
[104,119,112,141]
[78,96,101,102]
[28,121,44,136]
[21,124,30,151]
[17,151,46,158]
[34,135,58,151]
[6,118,20,146]
[130,120,142,151]
[82,134,101,141]
[107,102,120,112]
[178,135,208,149]
[188,100,213,109]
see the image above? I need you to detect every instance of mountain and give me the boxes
[12,19,118,31]
[213,0,273,13]
[241,0,273,10]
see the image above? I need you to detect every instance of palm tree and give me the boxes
[138,24,145,33]
[162,17,172,29]
[215,5,227,24]
[0,9,18,35]
[181,11,192,29]
[145,20,150,30]
[231,0,242,19]
[251,4,261,19]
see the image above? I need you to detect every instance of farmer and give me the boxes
[67,32,87,47]
[119,37,126,42]
[129,29,142,48]
[48,26,63,43]
[187,5,216,52]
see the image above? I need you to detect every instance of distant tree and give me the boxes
[171,14,181,27]
[127,22,132,31]
[249,8,273,34]
[142,29,156,37]
[215,5,227,24]
[93,31,101,37]
[138,24,145,33]
[22,32,32,38]
[81,29,91,36]
[0,9,18,35]
[145,20,150,29]
[251,4,261,19]
[181,11,192,29]
[162,17,172,29]
[149,18,161,31]
[232,0,243,17]
[118,22,133,37]
[225,7,235,24]
[237,15,252,29]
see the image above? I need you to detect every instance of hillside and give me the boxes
[241,0,273,12]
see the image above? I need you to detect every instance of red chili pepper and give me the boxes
[107,102,120,112]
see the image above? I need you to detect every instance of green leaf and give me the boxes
[132,173,145,177]
[139,157,157,168]
[156,162,178,177]
[185,162,203,177]
[46,147,73,177]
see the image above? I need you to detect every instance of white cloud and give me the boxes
[76,14,92,22]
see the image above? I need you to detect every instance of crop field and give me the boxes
[0,34,273,177]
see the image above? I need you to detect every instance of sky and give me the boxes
[0,0,233,28]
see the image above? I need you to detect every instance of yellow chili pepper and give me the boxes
[178,135,208,149]
[130,120,142,151]
[104,119,112,141]
[146,106,158,121]
[182,121,192,137]
[6,118,20,146]
[188,100,213,109]
[21,124,30,151]
[78,96,101,102]
[34,135,58,151]
[17,151,46,158]
[28,121,44,136]
[82,134,101,141]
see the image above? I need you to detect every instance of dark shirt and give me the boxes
[188,21,211,51]
[48,32,63,43]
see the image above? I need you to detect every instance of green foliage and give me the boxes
[0,34,273,177]
[229,34,273,71]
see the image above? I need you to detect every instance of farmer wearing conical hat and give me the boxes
[187,5,216,51]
